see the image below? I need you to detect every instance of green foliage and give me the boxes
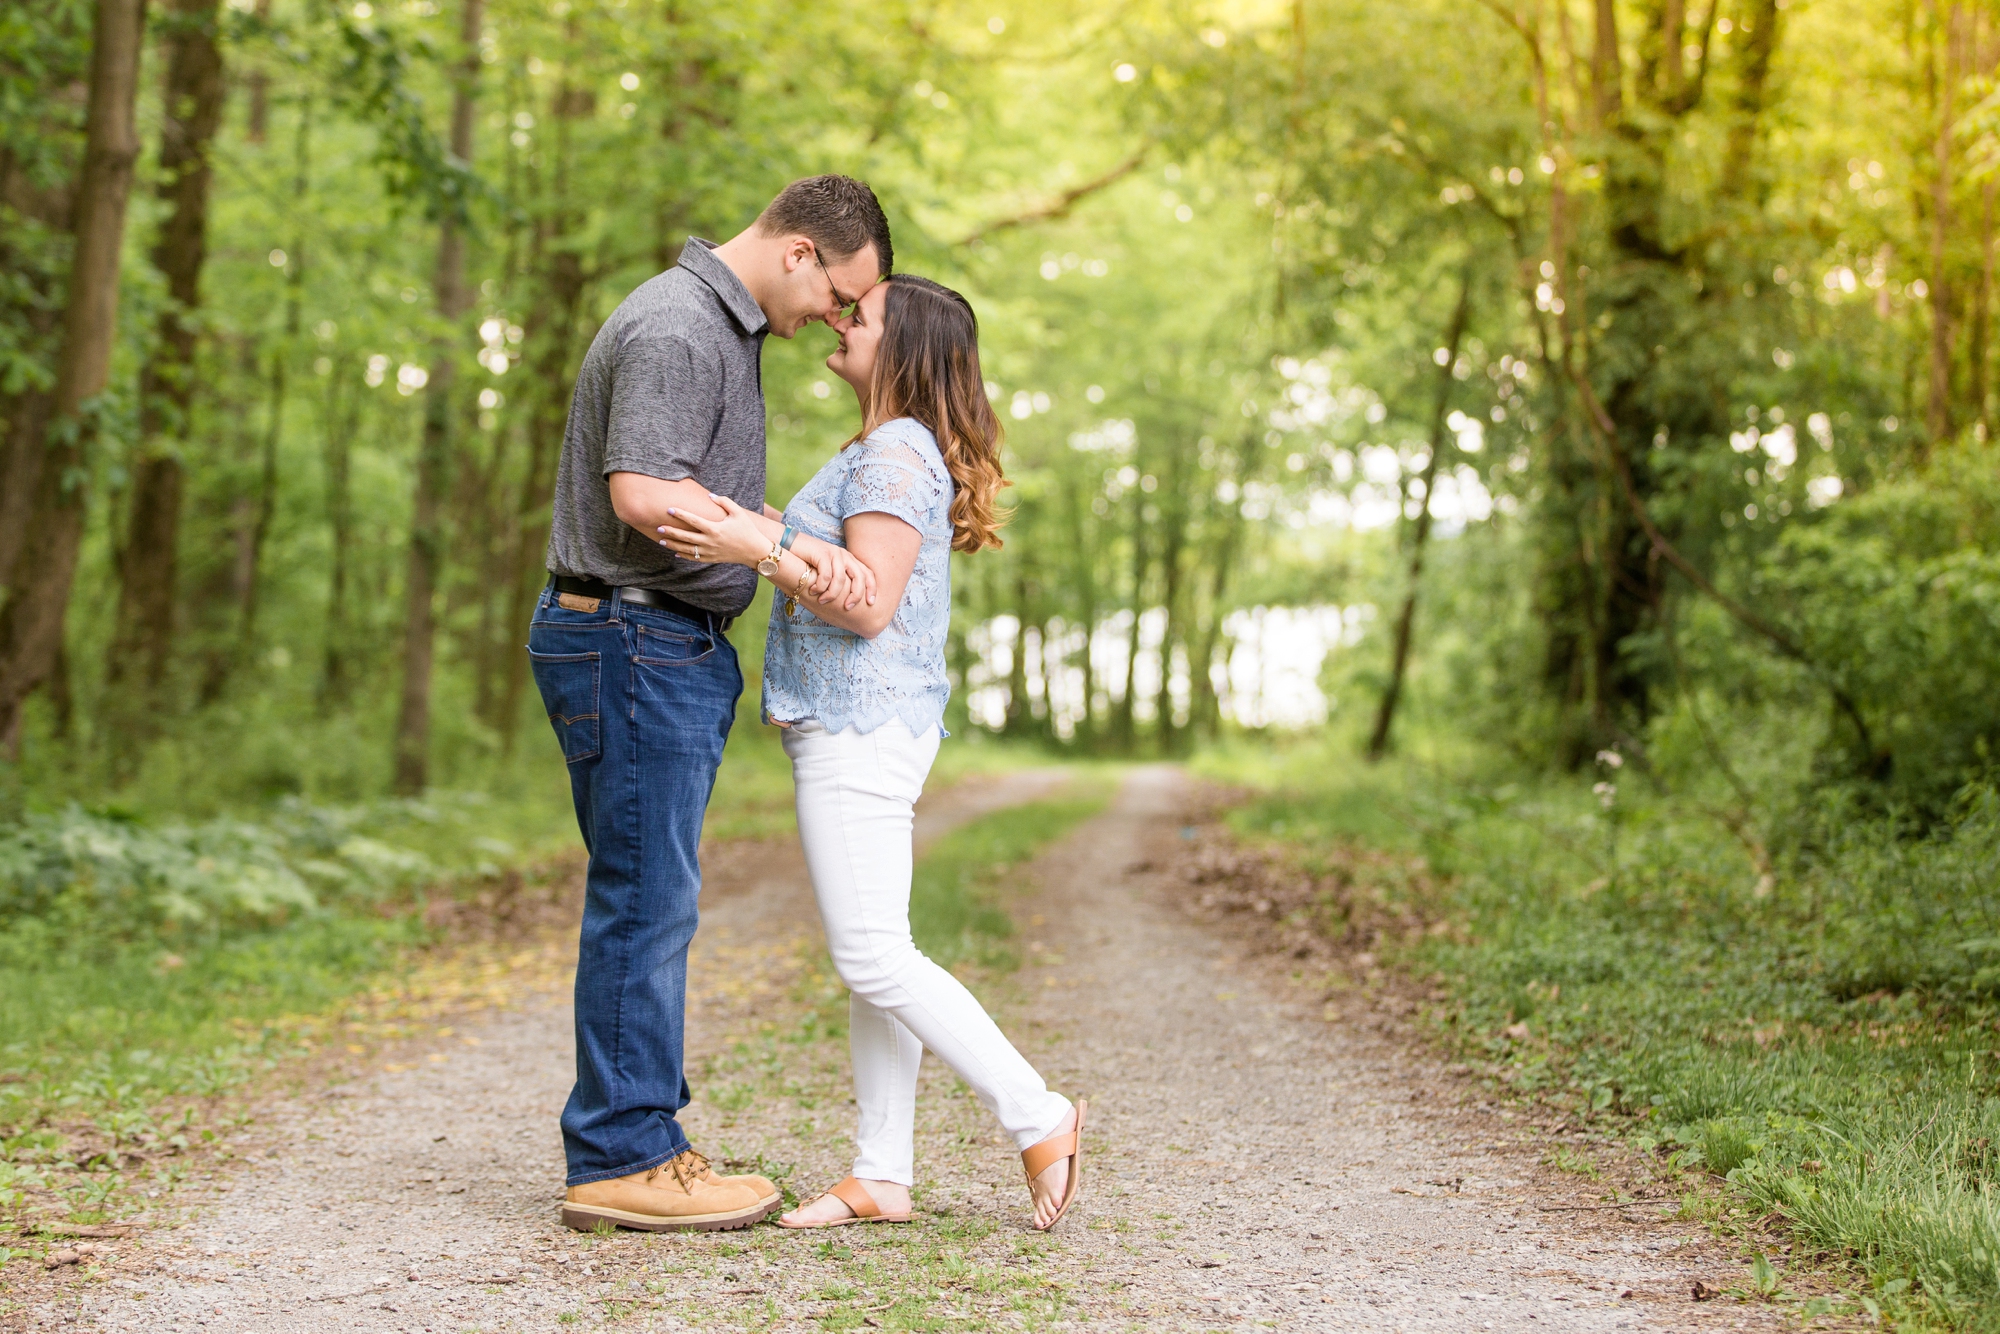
[0,775,594,945]
[0,805,403,940]
[1202,730,2000,1325]
[1764,444,2000,811]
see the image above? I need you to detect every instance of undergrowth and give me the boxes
[0,725,1058,1239]
[1198,736,2000,1332]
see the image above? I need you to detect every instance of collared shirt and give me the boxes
[545,238,770,614]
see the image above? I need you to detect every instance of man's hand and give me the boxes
[791,534,877,611]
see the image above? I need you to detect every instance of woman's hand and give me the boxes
[654,496,877,610]
[791,534,877,610]
[656,495,769,567]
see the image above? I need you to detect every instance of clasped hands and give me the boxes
[655,495,877,611]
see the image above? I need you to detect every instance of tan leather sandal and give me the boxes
[774,1176,913,1229]
[1023,1098,1087,1231]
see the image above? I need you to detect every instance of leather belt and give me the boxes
[549,575,734,632]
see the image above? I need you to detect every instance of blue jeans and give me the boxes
[527,585,742,1186]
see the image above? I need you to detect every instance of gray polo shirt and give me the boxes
[544,239,769,614]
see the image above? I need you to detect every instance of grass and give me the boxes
[0,721,1074,1240]
[910,781,1114,970]
[1196,732,2000,1332]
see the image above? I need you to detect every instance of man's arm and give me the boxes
[649,500,917,639]
[608,473,729,537]
[610,472,876,608]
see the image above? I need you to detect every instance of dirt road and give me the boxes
[34,766,1785,1332]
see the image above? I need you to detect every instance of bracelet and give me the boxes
[779,523,799,552]
[784,564,812,617]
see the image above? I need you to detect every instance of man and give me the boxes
[530,175,891,1232]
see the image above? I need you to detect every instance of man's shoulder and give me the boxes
[603,268,734,345]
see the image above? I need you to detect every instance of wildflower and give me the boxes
[1593,781,1617,808]
[1595,749,1624,769]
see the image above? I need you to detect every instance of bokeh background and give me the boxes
[6,0,2000,1317]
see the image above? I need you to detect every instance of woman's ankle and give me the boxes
[1030,1103,1077,1148]
[862,1179,911,1216]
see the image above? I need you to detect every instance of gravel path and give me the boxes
[26,765,1790,1333]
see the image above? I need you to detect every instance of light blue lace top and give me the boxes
[762,417,955,736]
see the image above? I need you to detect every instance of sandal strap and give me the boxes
[827,1176,880,1219]
[1021,1132,1078,1181]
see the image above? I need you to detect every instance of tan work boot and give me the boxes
[561,1150,768,1233]
[684,1154,781,1219]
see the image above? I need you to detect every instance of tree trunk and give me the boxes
[1591,0,1623,125]
[237,97,308,655]
[196,341,258,704]
[1062,481,1099,749]
[320,359,360,703]
[0,393,58,593]
[1927,1,1963,451]
[498,255,588,751]
[245,0,271,143]
[1660,0,1686,94]
[238,352,284,646]
[495,63,591,751]
[1110,497,1147,753]
[1150,480,1186,753]
[1003,569,1032,734]
[1978,179,1994,437]
[0,136,76,587]
[1369,273,1472,761]
[119,0,229,699]
[0,0,148,756]
[1190,499,1244,741]
[1720,0,1783,196]
[393,0,483,794]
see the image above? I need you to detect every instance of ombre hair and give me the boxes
[851,275,1008,552]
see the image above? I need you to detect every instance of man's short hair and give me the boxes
[754,175,893,276]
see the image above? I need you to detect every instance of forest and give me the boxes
[4,0,2000,1323]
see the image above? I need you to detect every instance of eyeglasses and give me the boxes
[811,245,861,322]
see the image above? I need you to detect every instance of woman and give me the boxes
[652,274,1085,1232]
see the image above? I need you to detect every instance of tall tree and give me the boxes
[235,97,311,654]
[392,0,483,794]
[493,65,592,752]
[319,354,362,703]
[0,0,149,755]
[1927,1,1964,448]
[107,0,226,702]
[1368,272,1471,760]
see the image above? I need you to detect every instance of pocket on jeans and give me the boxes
[633,622,715,666]
[529,650,601,764]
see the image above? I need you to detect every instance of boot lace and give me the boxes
[645,1149,712,1193]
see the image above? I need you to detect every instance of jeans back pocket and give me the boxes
[529,650,602,764]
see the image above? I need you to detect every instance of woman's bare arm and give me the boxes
[827,513,921,639]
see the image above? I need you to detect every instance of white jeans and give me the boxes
[781,718,1072,1186]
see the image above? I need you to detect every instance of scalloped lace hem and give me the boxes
[763,696,948,740]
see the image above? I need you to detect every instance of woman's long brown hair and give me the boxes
[852,275,1008,552]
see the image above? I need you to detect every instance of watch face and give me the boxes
[758,558,780,577]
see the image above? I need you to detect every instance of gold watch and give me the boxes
[756,541,783,578]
